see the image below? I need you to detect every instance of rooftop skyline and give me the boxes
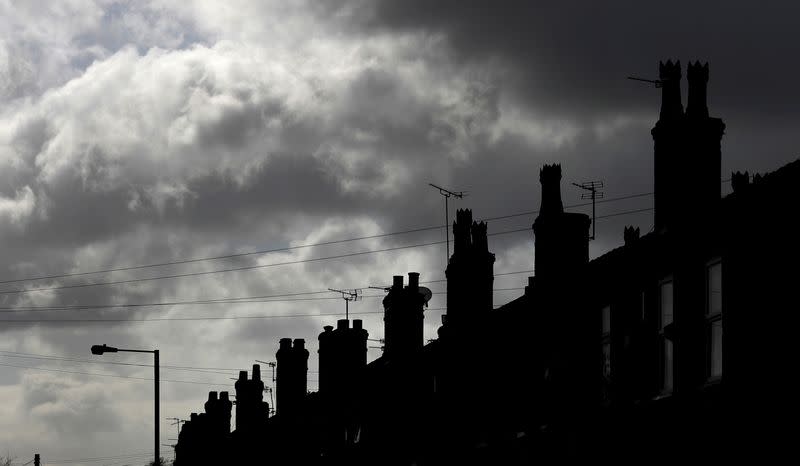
[1,1,798,464]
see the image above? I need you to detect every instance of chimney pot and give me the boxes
[324,325,333,332]
[252,364,261,381]
[293,338,305,350]
[337,319,349,330]
[208,391,218,401]
[220,392,230,402]
[279,337,292,349]
[238,370,247,381]
[353,319,362,330]
[731,171,750,193]
[393,275,403,288]
[408,272,420,290]
[624,226,641,245]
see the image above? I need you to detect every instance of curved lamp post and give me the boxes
[91,344,160,466]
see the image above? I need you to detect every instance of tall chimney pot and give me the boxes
[393,275,403,289]
[408,272,420,290]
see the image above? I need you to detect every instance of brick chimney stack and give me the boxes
[383,272,426,358]
[234,366,268,433]
[276,338,309,417]
[532,164,590,283]
[652,60,724,233]
[445,209,495,325]
[317,318,368,406]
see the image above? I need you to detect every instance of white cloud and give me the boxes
[0,1,675,462]
[0,185,36,226]
[490,102,581,150]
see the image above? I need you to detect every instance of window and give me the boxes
[659,280,674,393]
[706,261,723,379]
[601,305,611,381]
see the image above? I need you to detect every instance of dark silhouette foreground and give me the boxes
[171,61,798,465]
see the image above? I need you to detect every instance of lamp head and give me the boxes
[91,344,118,355]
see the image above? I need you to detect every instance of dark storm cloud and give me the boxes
[322,0,799,241]
[1,1,795,461]
[360,0,800,120]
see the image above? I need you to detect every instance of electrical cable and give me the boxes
[0,192,654,286]
[0,205,653,297]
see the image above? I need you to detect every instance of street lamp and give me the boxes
[91,344,160,466]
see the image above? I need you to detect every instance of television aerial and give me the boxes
[572,180,604,240]
[369,284,432,307]
[328,288,362,320]
[627,76,663,88]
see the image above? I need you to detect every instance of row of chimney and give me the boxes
[180,60,726,463]
[267,272,432,415]
[191,58,721,418]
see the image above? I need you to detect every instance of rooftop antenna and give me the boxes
[572,180,604,240]
[167,418,185,439]
[627,76,663,88]
[167,417,186,448]
[255,360,277,383]
[328,288,361,320]
[429,183,466,265]
[264,386,275,416]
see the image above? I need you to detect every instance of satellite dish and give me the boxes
[418,286,432,307]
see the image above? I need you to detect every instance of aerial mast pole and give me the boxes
[572,180,604,240]
[328,288,361,320]
[429,183,465,264]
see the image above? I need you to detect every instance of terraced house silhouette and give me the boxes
[174,61,798,465]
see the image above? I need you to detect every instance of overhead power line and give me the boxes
[0,361,233,386]
[0,286,523,314]
[41,451,158,464]
[0,192,655,286]
[0,288,526,323]
[0,349,323,374]
[0,239,446,296]
[0,205,654,297]
[0,294,387,313]
[0,310,385,323]
[0,352,237,375]
[0,269,535,314]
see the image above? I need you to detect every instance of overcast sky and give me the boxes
[0,1,797,464]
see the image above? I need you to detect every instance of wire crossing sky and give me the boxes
[1,0,796,463]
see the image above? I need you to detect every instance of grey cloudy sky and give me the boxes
[0,1,797,463]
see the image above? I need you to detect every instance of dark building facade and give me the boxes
[174,61,798,464]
